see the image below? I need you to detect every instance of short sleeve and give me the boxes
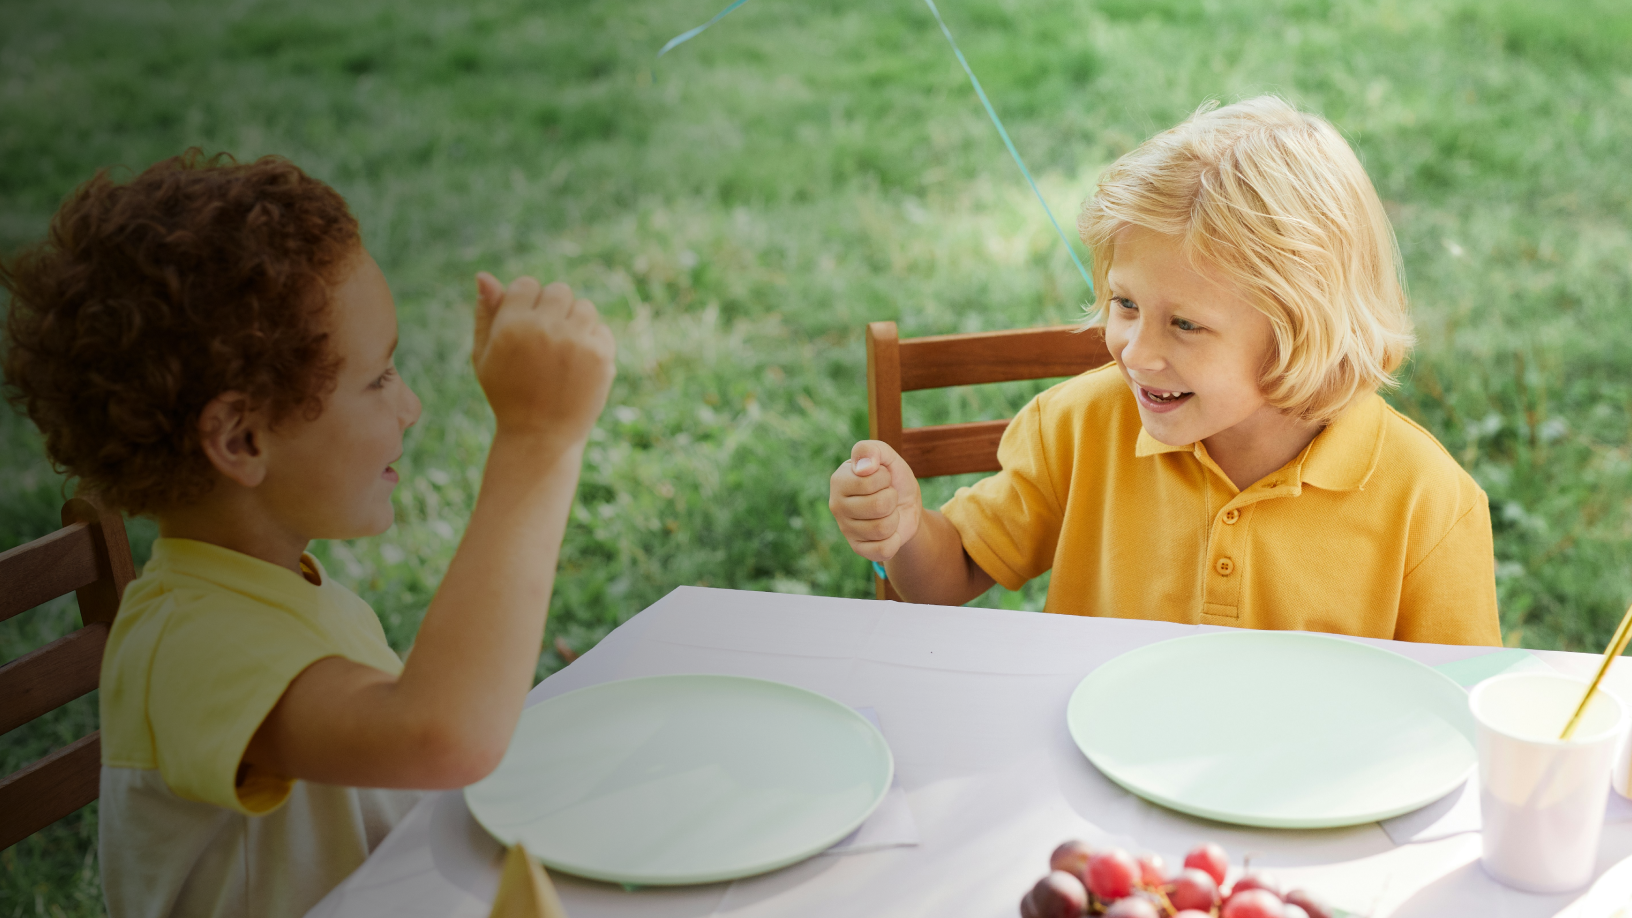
[1395,491,1503,646]
[940,394,1066,591]
[148,598,337,815]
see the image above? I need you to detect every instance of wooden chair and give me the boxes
[865,321,1112,600]
[0,495,135,849]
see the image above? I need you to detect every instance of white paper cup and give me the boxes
[1612,712,1632,799]
[1471,672,1627,893]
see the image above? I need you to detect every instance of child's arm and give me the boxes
[242,275,615,789]
[828,440,994,605]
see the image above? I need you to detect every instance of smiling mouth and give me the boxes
[1140,386,1193,404]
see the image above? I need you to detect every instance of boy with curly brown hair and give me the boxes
[1,150,615,917]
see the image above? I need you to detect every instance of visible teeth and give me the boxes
[1145,388,1188,402]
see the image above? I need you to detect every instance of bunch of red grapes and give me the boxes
[1021,840,1335,918]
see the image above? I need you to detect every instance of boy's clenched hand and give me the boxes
[829,440,922,562]
[472,273,615,446]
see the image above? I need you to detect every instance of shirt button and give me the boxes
[1215,557,1235,576]
[1223,509,1240,525]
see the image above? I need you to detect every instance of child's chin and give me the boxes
[334,510,396,541]
[1136,413,1194,446]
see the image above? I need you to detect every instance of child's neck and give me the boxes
[1203,408,1326,492]
[158,492,311,575]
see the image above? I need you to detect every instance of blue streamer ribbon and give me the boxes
[658,0,1095,294]
[872,560,889,580]
[658,0,754,57]
[918,0,1093,293]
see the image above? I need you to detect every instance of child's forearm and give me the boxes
[884,509,995,606]
[389,429,586,774]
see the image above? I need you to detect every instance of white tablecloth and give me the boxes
[306,587,1632,918]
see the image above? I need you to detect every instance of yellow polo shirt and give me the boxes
[941,365,1501,645]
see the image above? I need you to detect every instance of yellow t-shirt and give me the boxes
[941,366,1502,645]
[99,538,421,918]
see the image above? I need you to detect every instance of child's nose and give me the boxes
[1118,320,1165,372]
[400,382,424,428]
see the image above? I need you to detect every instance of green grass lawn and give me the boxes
[4,0,1631,910]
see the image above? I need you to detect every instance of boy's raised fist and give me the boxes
[828,440,922,563]
[472,272,615,445]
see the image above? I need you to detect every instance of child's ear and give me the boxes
[198,391,269,488]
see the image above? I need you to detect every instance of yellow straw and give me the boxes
[1560,599,1632,741]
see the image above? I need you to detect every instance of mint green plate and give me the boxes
[464,674,893,885]
[1067,631,1477,828]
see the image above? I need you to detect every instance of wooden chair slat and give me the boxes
[867,322,903,600]
[866,321,903,449]
[901,419,1010,479]
[0,524,99,624]
[2,493,132,849]
[898,325,1111,392]
[863,321,1113,601]
[0,732,102,851]
[63,496,136,626]
[0,624,109,735]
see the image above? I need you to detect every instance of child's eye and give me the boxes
[370,367,397,389]
[1112,296,1137,312]
[1173,317,1201,332]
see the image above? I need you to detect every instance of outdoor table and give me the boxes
[306,587,1632,918]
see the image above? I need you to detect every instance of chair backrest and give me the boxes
[865,320,1112,600]
[0,494,134,849]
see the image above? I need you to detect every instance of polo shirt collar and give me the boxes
[146,537,329,604]
[1297,393,1387,491]
[1131,392,1387,492]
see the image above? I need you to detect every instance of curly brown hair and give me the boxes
[1,149,360,515]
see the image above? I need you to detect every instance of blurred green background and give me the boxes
[3,0,1631,910]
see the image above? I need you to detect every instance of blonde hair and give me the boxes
[1077,96,1413,424]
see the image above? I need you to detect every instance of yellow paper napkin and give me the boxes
[487,844,568,918]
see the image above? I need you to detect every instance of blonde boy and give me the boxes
[2,152,614,915]
[829,97,1501,645]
